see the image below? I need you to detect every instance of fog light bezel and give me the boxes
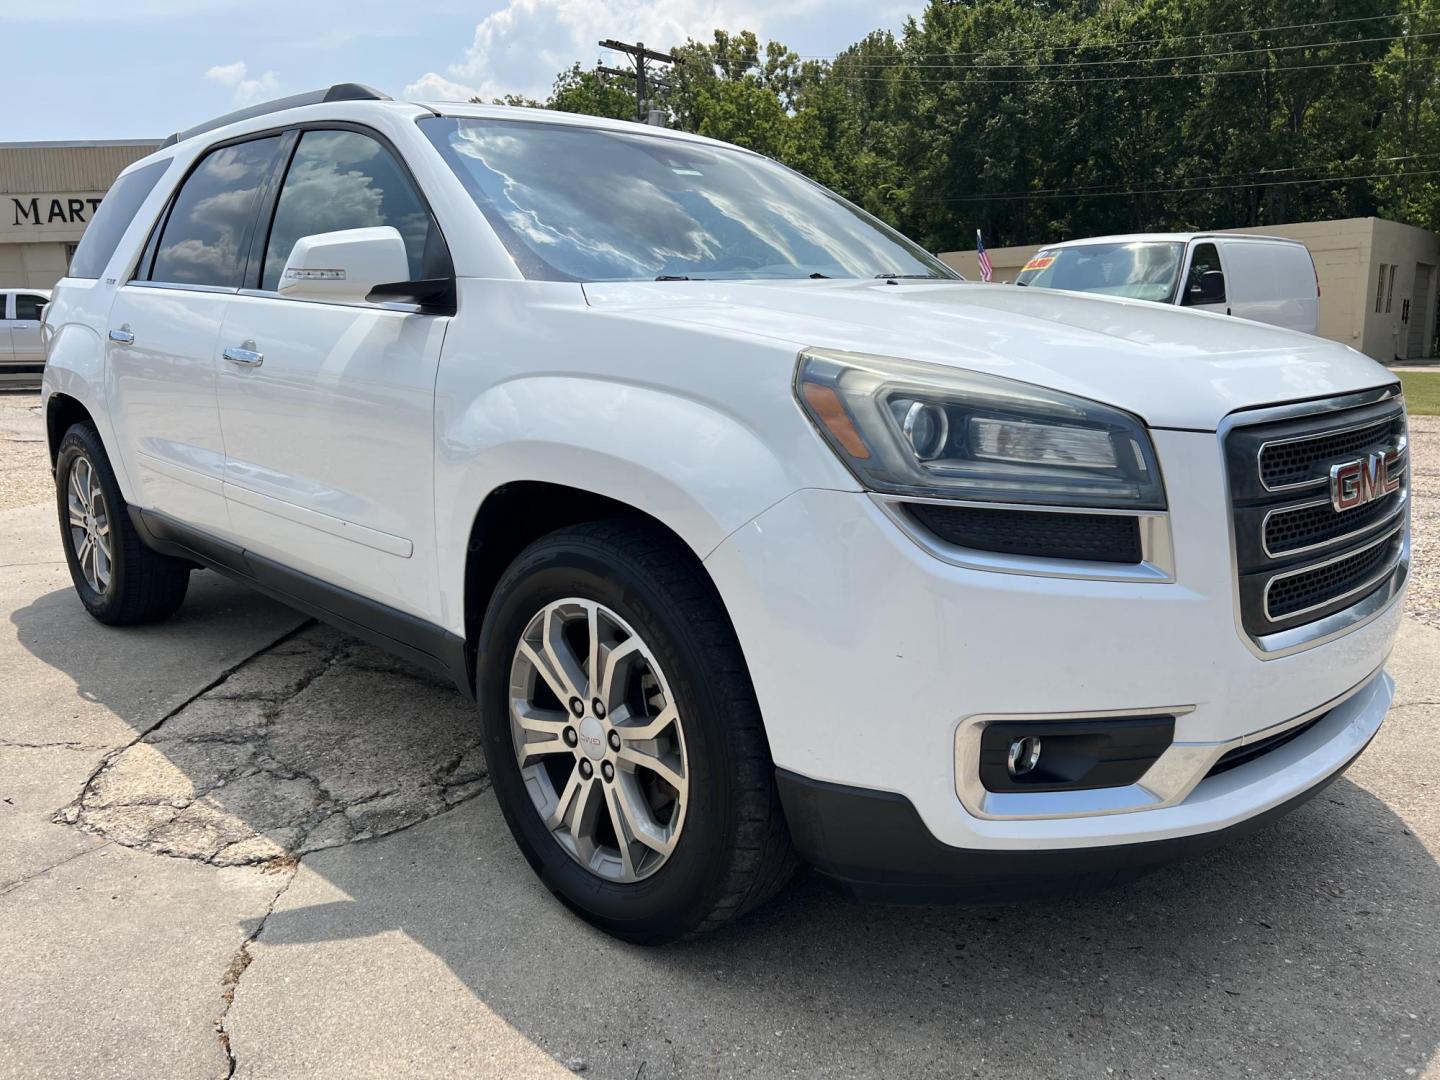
[955,704,1206,821]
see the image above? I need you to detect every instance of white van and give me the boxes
[1014,233,1320,335]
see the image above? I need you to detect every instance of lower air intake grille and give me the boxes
[907,504,1142,563]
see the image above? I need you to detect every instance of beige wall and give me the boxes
[940,218,1440,362]
[0,140,159,290]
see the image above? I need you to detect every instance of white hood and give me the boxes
[582,279,1393,431]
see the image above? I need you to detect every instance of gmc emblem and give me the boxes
[1330,449,1401,512]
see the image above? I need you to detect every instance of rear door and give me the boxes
[107,134,286,536]
[215,126,452,620]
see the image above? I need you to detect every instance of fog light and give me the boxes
[977,715,1176,793]
[1007,735,1042,778]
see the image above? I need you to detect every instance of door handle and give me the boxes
[108,327,134,345]
[222,344,264,367]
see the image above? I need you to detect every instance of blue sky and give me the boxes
[0,1,922,143]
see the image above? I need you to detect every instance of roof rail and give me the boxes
[158,83,391,149]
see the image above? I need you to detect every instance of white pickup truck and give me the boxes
[1,288,49,385]
[40,86,1408,942]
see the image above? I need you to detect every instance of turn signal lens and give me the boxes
[800,381,871,460]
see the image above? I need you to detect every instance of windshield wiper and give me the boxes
[655,274,697,281]
[874,272,940,280]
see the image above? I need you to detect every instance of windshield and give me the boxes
[1014,242,1185,303]
[420,116,955,283]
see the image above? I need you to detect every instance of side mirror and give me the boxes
[278,227,409,305]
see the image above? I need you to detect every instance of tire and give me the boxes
[476,519,797,943]
[55,421,190,625]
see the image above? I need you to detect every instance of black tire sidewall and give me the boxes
[55,425,126,618]
[477,535,740,942]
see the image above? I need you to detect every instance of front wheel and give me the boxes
[476,520,795,943]
[55,422,190,625]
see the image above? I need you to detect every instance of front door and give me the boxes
[1180,242,1227,315]
[106,134,286,536]
[216,127,452,620]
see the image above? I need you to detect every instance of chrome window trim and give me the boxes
[126,280,239,296]
[1218,387,1410,660]
[953,665,1383,820]
[872,493,1175,583]
[1261,483,1408,560]
[1261,521,1406,623]
[1257,408,1407,492]
[235,288,426,315]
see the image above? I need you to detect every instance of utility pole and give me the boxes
[597,39,674,124]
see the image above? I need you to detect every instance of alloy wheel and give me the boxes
[66,454,113,594]
[508,598,689,882]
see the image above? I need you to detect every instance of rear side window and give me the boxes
[67,159,171,279]
[150,136,282,289]
[13,294,47,320]
[261,129,441,291]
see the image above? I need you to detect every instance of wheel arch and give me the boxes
[459,480,739,694]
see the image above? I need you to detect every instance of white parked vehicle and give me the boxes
[1,288,51,385]
[41,87,1408,942]
[1014,232,1321,334]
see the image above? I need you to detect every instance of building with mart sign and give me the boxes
[0,140,160,290]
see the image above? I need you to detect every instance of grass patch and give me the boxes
[1400,370,1440,415]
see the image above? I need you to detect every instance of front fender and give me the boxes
[434,373,829,635]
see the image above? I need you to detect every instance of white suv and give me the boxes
[42,86,1410,942]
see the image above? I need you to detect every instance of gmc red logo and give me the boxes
[1330,450,1401,512]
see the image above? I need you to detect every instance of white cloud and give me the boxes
[405,0,789,104]
[205,60,281,106]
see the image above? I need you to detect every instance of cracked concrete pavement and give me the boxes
[2,388,1439,1079]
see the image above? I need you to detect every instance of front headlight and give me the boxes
[795,349,1166,509]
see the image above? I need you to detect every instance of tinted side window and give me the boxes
[261,130,436,291]
[14,294,47,320]
[151,137,282,288]
[68,158,171,279]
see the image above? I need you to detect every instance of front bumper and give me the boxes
[775,717,1376,902]
[703,428,1402,862]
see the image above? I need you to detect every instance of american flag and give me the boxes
[976,229,993,282]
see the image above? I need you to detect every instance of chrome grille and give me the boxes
[1259,415,1399,490]
[1225,392,1408,641]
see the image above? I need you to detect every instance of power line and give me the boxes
[836,30,1440,71]
[914,168,1440,204]
[823,51,1440,85]
[924,152,1440,201]
[797,11,1431,62]
[596,39,675,123]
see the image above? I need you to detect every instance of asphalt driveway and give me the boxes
[2,389,1438,1079]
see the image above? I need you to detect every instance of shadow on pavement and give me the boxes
[11,581,1440,1078]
